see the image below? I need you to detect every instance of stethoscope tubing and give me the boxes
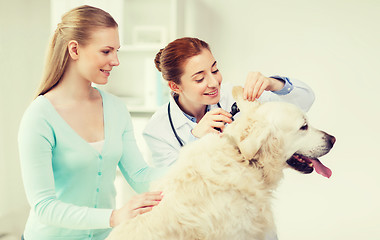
[167,102,185,147]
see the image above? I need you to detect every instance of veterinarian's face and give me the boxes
[76,27,120,85]
[177,49,222,106]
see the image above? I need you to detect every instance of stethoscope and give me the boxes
[168,102,240,147]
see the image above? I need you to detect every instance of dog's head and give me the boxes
[226,86,335,178]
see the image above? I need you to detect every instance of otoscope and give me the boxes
[215,102,240,132]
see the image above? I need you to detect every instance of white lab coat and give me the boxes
[143,78,315,167]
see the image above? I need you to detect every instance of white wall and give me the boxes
[0,0,50,236]
[183,0,380,239]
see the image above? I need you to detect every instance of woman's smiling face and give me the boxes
[176,49,223,107]
[76,27,120,85]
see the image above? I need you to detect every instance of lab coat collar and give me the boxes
[169,94,197,130]
[168,92,224,131]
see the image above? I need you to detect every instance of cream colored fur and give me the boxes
[106,86,334,240]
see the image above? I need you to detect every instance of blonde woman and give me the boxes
[18,5,166,240]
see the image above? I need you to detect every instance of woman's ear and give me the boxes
[68,40,79,60]
[168,81,181,94]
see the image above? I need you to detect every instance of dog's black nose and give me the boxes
[327,134,336,147]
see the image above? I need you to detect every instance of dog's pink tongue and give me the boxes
[310,159,332,178]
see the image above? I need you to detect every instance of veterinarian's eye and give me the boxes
[300,124,308,131]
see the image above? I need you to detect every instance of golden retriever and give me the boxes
[106,86,336,240]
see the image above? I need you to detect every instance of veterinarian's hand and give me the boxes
[244,72,285,101]
[110,191,163,227]
[191,108,232,138]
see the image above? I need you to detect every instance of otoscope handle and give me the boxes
[229,102,240,121]
[214,102,240,132]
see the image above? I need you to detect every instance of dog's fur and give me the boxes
[106,86,335,240]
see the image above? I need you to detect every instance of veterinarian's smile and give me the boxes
[204,89,219,97]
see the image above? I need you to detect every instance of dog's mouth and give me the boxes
[286,154,332,178]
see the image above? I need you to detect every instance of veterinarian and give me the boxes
[18,6,167,240]
[144,37,315,167]
[143,37,315,240]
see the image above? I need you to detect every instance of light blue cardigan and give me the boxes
[18,88,167,240]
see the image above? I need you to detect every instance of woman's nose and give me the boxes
[111,54,120,66]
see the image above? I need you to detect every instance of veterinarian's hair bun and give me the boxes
[154,37,211,84]
[155,49,163,72]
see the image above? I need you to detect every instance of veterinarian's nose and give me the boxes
[207,74,219,88]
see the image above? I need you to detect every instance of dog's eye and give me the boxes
[300,124,308,131]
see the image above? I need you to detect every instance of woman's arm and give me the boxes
[117,110,169,194]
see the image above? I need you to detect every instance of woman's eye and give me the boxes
[195,78,204,83]
[300,124,308,131]
[102,50,110,54]
[212,69,219,74]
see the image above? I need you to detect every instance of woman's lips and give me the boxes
[100,69,110,76]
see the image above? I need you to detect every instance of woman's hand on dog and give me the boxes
[191,108,232,138]
[244,72,285,101]
[110,191,163,227]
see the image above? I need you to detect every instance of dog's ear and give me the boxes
[232,86,260,112]
[235,121,272,160]
[232,86,244,99]
[231,86,268,159]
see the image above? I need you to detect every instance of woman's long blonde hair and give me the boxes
[35,5,118,98]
